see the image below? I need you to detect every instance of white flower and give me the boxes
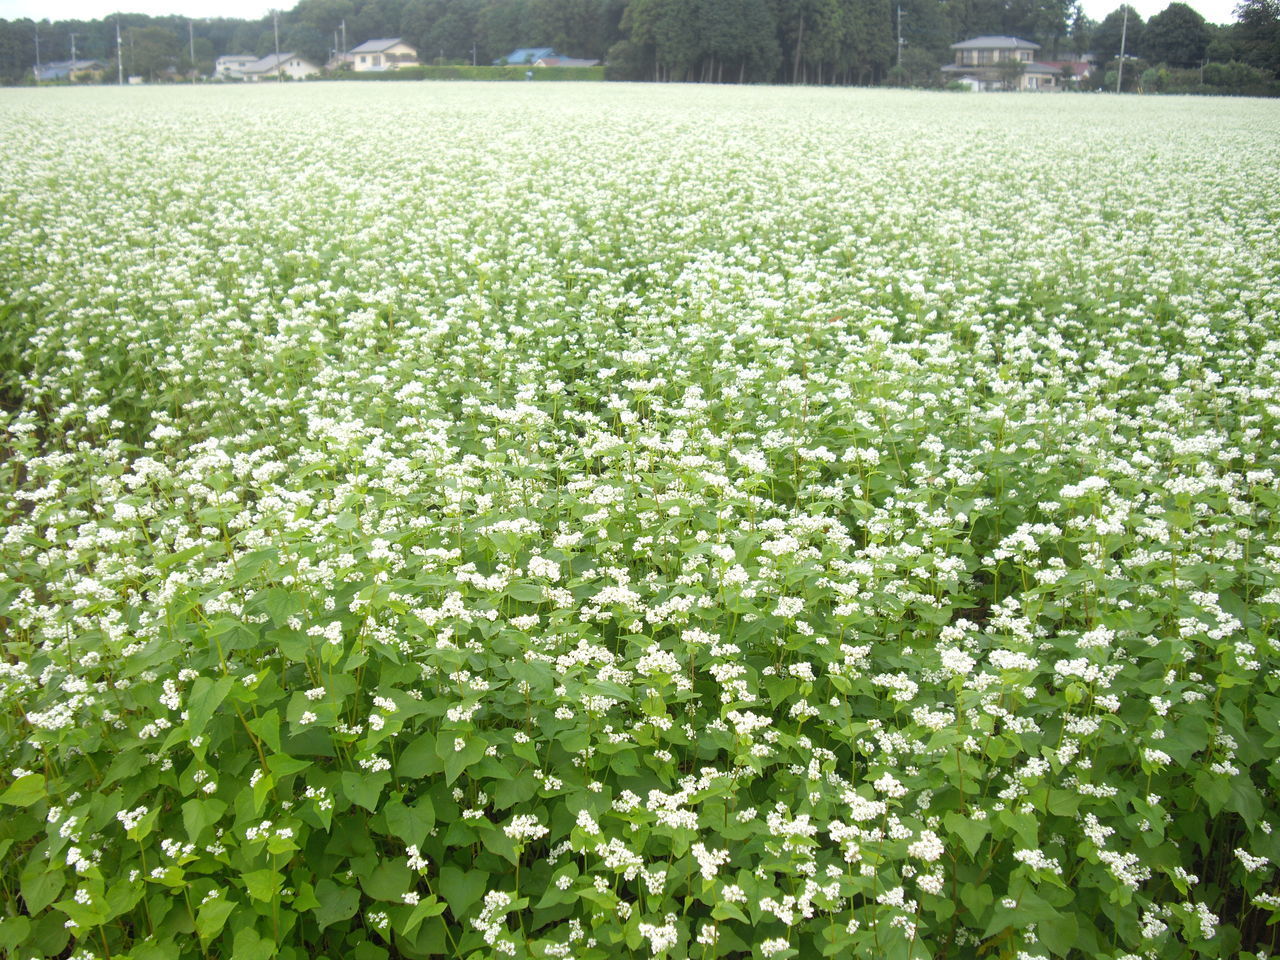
[504,814,549,843]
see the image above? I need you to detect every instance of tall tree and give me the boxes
[124,25,180,80]
[1068,8,1092,56]
[1142,2,1209,65]
[1092,4,1144,64]
[284,23,330,62]
[1233,0,1280,73]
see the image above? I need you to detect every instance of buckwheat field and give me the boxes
[1,83,1279,960]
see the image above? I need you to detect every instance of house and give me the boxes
[214,54,258,80]
[1041,60,1093,85]
[496,47,556,65]
[533,56,600,67]
[33,59,104,82]
[241,52,321,81]
[941,36,1082,90]
[349,38,420,72]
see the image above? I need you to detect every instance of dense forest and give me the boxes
[1,0,1277,87]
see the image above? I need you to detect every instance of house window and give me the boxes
[373,54,382,66]
[359,55,367,63]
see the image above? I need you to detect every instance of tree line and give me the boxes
[0,0,1276,88]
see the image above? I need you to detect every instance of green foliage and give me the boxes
[1092,5,1144,66]
[1142,2,1210,68]
[1233,0,1280,73]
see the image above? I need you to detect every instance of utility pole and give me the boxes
[34,23,41,80]
[272,10,282,82]
[341,20,347,61]
[896,5,905,69]
[116,16,124,85]
[70,32,78,64]
[1116,4,1128,93]
[472,43,476,66]
[188,20,195,79]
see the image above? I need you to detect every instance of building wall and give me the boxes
[215,58,256,79]
[353,44,419,71]
[245,59,319,81]
[282,59,320,79]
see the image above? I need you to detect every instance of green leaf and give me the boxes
[506,581,544,602]
[133,942,178,960]
[397,732,442,778]
[292,881,321,914]
[959,882,992,923]
[313,879,360,931]
[103,880,145,920]
[1228,777,1264,827]
[232,924,275,960]
[183,797,227,841]
[197,896,236,942]
[266,754,311,780]
[0,916,31,953]
[248,710,281,754]
[341,770,389,812]
[242,868,284,902]
[157,543,204,570]
[188,676,234,738]
[384,796,435,847]
[20,867,63,914]
[261,587,303,626]
[0,773,45,807]
[360,860,413,901]
[1038,909,1079,957]
[944,810,989,858]
[438,735,486,785]
[400,896,447,937]
[438,864,488,921]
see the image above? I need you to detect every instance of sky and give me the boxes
[0,0,1243,28]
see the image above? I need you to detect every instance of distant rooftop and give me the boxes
[350,38,409,54]
[498,47,556,65]
[535,56,600,67]
[950,36,1041,50]
[33,59,102,80]
[243,51,306,72]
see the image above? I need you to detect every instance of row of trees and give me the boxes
[1,0,1276,86]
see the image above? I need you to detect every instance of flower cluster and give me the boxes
[0,83,1277,960]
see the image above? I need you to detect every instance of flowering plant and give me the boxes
[1,84,1278,960]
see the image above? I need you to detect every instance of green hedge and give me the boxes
[332,65,605,82]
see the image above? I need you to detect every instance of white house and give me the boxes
[349,38,419,72]
[240,52,321,81]
[214,54,258,80]
[941,36,1077,91]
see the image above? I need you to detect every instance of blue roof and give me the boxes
[496,47,555,65]
[34,59,102,81]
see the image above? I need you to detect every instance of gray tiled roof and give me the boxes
[950,36,1041,50]
[499,47,556,64]
[243,52,308,72]
[350,38,408,54]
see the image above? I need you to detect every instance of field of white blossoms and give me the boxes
[1,83,1278,960]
